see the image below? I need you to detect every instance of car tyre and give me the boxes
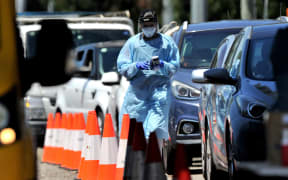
[206,129,226,180]
[97,110,104,134]
[202,130,207,179]
[227,138,237,180]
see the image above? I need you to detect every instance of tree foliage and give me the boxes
[26,0,288,24]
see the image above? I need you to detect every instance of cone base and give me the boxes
[115,168,124,180]
[97,164,116,180]
[85,160,99,180]
[42,146,52,163]
[71,151,82,170]
[77,157,85,179]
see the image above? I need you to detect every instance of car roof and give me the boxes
[76,40,126,51]
[185,20,279,32]
[250,23,288,39]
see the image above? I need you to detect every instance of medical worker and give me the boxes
[117,9,180,147]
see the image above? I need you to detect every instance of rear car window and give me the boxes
[97,47,121,75]
[25,29,130,59]
[180,28,240,69]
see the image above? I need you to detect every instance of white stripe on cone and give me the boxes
[63,127,70,152]
[99,137,118,165]
[69,130,76,152]
[51,129,58,148]
[58,129,65,149]
[73,130,85,152]
[81,133,89,160]
[44,129,53,147]
[282,128,288,145]
[86,135,101,160]
[116,139,128,168]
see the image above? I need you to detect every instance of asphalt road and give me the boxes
[37,148,204,180]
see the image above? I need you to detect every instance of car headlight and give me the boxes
[171,80,200,100]
[24,97,46,120]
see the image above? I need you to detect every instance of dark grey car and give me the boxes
[192,23,288,179]
[163,20,278,174]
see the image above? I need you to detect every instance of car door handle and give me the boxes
[91,91,96,99]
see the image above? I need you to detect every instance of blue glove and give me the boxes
[136,61,150,70]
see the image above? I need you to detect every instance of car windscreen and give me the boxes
[25,29,130,59]
[180,29,240,69]
[246,38,274,81]
[97,46,121,75]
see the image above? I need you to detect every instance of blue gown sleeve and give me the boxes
[162,38,180,77]
[117,38,138,80]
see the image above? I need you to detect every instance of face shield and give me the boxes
[138,10,159,33]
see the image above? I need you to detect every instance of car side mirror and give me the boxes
[204,68,237,85]
[101,72,120,85]
[191,69,209,83]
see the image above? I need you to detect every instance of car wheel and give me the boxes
[228,140,236,180]
[97,110,104,134]
[163,140,175,175]
[202,130,207,179]
[206,129,226,180]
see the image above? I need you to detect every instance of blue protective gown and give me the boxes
[117,33,180,139]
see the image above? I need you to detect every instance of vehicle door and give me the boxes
[81,48,103,112]
[215,33,245,163]
[62,49,90,113]
[81,46,120,118]
[205,39,232,160]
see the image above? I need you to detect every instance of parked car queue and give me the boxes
[192,22,288,179]
[162,19,279,175]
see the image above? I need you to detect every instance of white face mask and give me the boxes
[142,27,156,38]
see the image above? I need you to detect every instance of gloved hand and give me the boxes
[136,61,150,70]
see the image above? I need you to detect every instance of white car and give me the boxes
[19,13,134,142]
[55,41,125,133]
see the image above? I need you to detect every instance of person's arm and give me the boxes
[161,39,180,77]
[117,39,138,80]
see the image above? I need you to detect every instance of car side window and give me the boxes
[76,50,84,61]
[224,34,244,78]
[89,49,99,80]
[210,40,228,69]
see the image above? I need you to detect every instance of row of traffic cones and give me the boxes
[42,112,86,170]
[42,111,191,180]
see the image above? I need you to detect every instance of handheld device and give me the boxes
[151,56,160,67]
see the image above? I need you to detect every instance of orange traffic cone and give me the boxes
[143,132,166,180]
[131,122,147,179]
[84,110,102,180]
[282,128,288,166]
[42,113,54,163]
[63,113,75,169]
[57,113,66,166]
[78,111,92,179]
[51,112,61,164]
[71,113,86,170]
[115,114,130,180]
[123,118,136,179]
[61,113,69,168]
[173,144,191,180]
[97,113,118,180]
